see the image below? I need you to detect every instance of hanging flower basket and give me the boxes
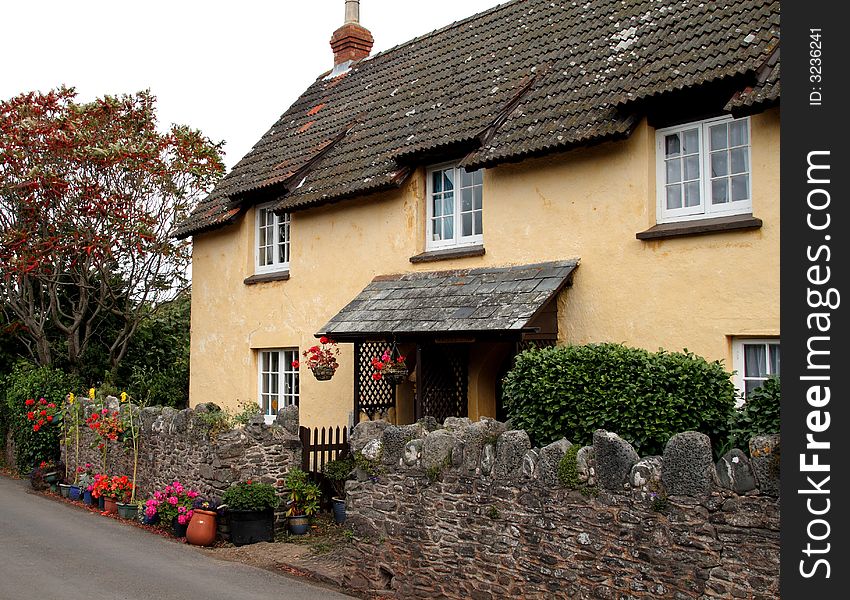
[311,365,336,381]
[381,363,409,385]
[371,343,408,385]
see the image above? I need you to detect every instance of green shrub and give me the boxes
[2,362,80,472]
[727,377,780,452]
[556,444,582,489]
[222,480,279,511]
[323,455,355,498]
[284,468,321,517]
[502,343,736,455]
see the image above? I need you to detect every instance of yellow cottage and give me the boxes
[177,0,781,431]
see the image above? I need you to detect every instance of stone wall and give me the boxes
[344,418,780,600]
[60,399,302,506]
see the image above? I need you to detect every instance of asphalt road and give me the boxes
[0,476,355,600]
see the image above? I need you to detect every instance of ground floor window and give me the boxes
[732,338,780,401]
[258,348,299,423]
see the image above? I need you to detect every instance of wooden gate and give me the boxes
[299,425,349,474]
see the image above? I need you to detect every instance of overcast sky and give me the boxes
[1,0,501,170]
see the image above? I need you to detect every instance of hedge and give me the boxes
[502,343,736,455]
[2,362,80,471]
[727,376,780,452]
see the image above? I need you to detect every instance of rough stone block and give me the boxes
[522,449,539,480]
[576,446,594,484]
[422,429,456,472]
[443,417,472,431]
[480,443,496,476]
[403,439,423,467]
[361,438,382,461]
[593,430,639,491]
[749,435,780,496]
[350,420,389,454]
[170,409,191,434]
[662,431,715,497]
[538,438,573,486]
[276,404,299,435]
[629,456,663,492]
[716,449,757,493]
[492,430,531,481]
[460,418,507,474]
[381,426,407,466]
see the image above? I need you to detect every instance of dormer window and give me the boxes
[426,163,483,250]
[255,203,290,273]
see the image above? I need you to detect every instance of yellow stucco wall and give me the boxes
[189,108,780,428]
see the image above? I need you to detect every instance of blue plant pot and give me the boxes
[69,485,81,501]
[98,496,105,510]
[331,498,346,524]
[288,515,310,535]
[142,513,160,526]
[83,490,93,504]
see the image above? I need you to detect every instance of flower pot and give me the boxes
[381,364,408,385]
[287,514,310,535]
[117,502,138,520]
[172,517,189,538]
[186,510,217,547]
[103,497,118,514]
[331,497,346,524]
[311,365,335,381]
[142,512,159,526]
[98,496,105,510]
[228,509,275,546]
[69,485,81,501]
[43,471,59,484]
[83,490,93,505]
[59,483,71,498]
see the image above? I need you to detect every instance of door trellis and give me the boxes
[354,341,396,421]
[416,343,468,424]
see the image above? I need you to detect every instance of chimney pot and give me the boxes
[331,0,373,67]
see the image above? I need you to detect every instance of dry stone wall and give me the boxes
[344,418,780,600]
[60,399,302,503]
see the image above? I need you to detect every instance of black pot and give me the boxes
[228,509,275,546]
[172,517,189,538]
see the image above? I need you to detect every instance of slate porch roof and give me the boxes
[176,0,780,239]
[317,259,578,339]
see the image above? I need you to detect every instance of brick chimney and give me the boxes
[330,0,374,67]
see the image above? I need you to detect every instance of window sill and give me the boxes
[244,271,290,285]
[409,244,485,264]
[636,214,762,241]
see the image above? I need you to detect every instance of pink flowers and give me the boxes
[144,480,200,528]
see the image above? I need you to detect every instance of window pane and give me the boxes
[443,194,454,216]
[744,344,767,377]
[745,380,761,397]
[443,216,454,239]
[709,124,727,151]
[665,134,681,157]
[731,175,749,201]
[730,147,749,174]
[729,120,748,146]
[682,129,699,154]
[666,185,682,209]
[265,246,273,265]
[462,212,472,237]
[460,169,473,187]
[431,218,442,241]
[432,171,443,193]
[711,179,728,204]
[433,196,442,217]
[461,188,472,211]
[474,211,482,235]
[665,159,681,184]
[473,186,482,210]
[710,151,728,177]
[443,170,454,191]
[769,344,780,375]
[472,169,483,185]
[270,395,278,414]
[684,181,701,207]
[684,156,700,181]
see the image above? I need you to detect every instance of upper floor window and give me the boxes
[256,204,290,273]
[426,163,483,250]
[732,338,780,402]
[258,348,299,424]
[656,116,751,224]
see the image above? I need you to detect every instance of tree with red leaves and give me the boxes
[0,87,224,372]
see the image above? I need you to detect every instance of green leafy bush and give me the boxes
[502,343,736,455]
[727,377,780,452]
[323,455,355,498]
[284,468,321,517]
[222,480,279,512]
[2,362,80,471]
[556,444,582,489]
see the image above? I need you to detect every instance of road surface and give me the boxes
[0,475,355,600]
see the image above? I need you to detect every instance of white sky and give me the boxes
[1,0,501,170]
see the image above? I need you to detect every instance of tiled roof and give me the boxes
[176,0,780,238]
[317,259,578,338]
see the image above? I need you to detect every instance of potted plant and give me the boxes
[323,456,355,524]
[284,468,321,535]
[146,480,199,537]
[300,337,340,381]
[186,498,219,547]
[221,479,279,546]
[370,345,408,384]
[77,463,95,504]
[110,475,137,519]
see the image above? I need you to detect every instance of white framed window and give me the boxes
[258,348,299,424]
[426,163,483,250]
[732,338,780,403]
[656,116,752,224]
[255,203,290,273]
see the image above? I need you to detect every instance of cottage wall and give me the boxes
[188,108,780,428]
[343,419,781,599]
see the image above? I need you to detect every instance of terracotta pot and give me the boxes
[103,497,118,514]
[186,509,218,546]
